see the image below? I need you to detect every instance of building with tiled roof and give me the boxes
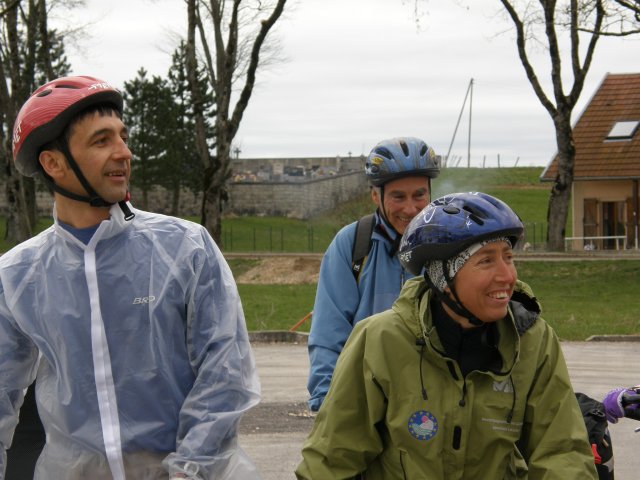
[541,72,640,250]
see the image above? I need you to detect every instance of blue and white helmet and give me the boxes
[365,137,440,187]
[398,192,524,276]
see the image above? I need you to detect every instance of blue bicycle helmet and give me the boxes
[365,137,440,186]
[398,192,524,276]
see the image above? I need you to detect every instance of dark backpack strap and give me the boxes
[575,392,614,480]
[351,213,376,283]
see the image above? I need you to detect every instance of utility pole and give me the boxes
[446,78,474,168]
[467,78,473,168]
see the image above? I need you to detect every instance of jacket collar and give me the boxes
[372,210,402,255]
[53,202,135,245]
[393,276,537,375]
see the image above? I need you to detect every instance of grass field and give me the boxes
[217,166,557,252]
[3,166,633,341]
[0,166,552,253]
[230,258,640,341]
[517,260,640,339]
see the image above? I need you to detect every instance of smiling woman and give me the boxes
[295,192,599,479]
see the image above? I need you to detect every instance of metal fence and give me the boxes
[221,226,338,253]
[521,222,548,251]
[220,222,550,253]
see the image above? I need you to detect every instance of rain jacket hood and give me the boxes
[0,203,260,480]
[297,277,597,480]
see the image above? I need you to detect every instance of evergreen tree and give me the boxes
[123,68,172,210]
[165,41,216,215]
[1,0,71,243]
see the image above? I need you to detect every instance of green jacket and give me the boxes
[296,277,597,480]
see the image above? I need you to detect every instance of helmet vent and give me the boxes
[462,206,475,214]
[36,89,52,97]
[462,205,485,225]
[420,144,428,156]
[443,206,460,215]
[374,146,392,158]
[399,140,409,156]
[56,84,80,89]
[468,213,484,225]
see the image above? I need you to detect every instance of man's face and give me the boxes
[371,176,430,234]
[62,111,131,204]
[448,241,517,324]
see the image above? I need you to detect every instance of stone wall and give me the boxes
[8,159,368,220]
[129,171,367,219]
[228,171,368,219]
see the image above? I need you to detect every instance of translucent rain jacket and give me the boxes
[307,211,412,411]
[0,204,261,480]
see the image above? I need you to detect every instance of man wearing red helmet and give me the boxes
[0,76,260,479]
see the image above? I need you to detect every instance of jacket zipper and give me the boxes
[399,451,408,479]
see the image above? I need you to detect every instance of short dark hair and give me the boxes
[40,103,122,155]
[37,103,122,189]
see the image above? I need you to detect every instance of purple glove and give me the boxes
[603,387,639,423]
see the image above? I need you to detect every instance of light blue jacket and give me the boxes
[0,204,260,480]
[307,211,411,411]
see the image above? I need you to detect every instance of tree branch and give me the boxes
[499,0,558,118]
[229,0,286,135]
[0,0,21,18]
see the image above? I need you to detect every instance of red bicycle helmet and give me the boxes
[12,76,123,177]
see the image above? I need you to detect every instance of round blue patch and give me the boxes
[408,410,438,440]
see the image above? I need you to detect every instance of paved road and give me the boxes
[240,340,640,480]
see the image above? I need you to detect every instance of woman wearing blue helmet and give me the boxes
[297,192,597,479]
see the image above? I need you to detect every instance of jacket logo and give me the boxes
[408,410,438,441]
[493,379,514,393]
[133,296,156,305]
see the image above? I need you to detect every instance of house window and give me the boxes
[606,120,640,141]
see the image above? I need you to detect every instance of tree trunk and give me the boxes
[23,176,36,229]
[2,0,62,245]
[201,127,228,246]
[4,163,33,242]
[201,170,222,245]
[186,0,217,241]
[171,181,180,216]
[547,113,576,251]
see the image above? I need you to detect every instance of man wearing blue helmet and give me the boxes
[297,192,597,479]
[306,137,440,413]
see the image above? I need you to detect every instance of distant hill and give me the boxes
[431,166,545,195]
[316,166,550,227]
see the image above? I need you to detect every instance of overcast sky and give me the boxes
[57,0,640,167]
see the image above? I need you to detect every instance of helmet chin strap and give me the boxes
[423,261,485,327]
[49,139,135,221]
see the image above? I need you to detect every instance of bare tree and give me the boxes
[497,0,639,250]
[0,0,71,244]
[185,0,287,245]
[606,0,640,33]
